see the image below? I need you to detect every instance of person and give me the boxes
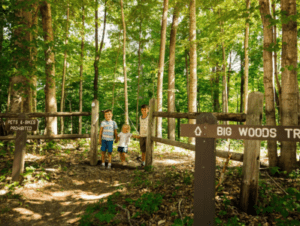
[99,109,118,169]
[135,104,149,167]
[117,124,139,165]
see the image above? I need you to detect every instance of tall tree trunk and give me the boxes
[272,0,281,125]
[112,35,121,114]
[259,0,277,168]
[40,1,57,135]
[168,4,180,141]
[185,49,189,109]
[79,3,85,135]
[240,52,244,114]
[93,0,99,100]
[279,0,298,174]
[244,0,250,113]
[120,0,128,124]
[227,51,232,101]
[31,3,38,114]
[136,21,143,129]
[156,0,169,139]
[69,99,72,134]
[60,5,69,134]
[188,0,196,144]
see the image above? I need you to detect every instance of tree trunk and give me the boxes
[93,0,99,100]
[120,0,128,124]
[185,49,189,109]
[60,5,69,134]
[227,51,232,101]
[188,0,197,144]
[69,99,72,134]
[272,0,281,125]
[279,0,298,174]
[212,66,220,113]
[156,0,169,139]
[244,0,250,113]
[79,3,85,135]
[136,21,143,129]
[168,4,180,141]
[240,53,244,114]
[31,3,38,114]
[259,0,277,168]
[112,35,122,114]
[40,1,57,135]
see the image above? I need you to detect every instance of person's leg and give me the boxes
[122,153,126,162]
[102,152,106,164]
[119,152,122,162]
[108,153,112,163]
[142,152,145,162]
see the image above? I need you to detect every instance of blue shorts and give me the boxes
[101,140,113,153]
[118,146,128,153]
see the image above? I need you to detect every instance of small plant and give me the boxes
[172,216,193,226]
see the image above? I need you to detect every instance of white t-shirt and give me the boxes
[118,132,132,147]
[140,115,148,137]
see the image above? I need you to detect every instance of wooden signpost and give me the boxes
[180,92,300,225]
[8,114,38,182]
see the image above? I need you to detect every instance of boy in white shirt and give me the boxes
[117,124,138,165]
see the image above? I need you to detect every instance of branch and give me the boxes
[116,204,133,226]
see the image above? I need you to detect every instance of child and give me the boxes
[99,109,118,170]
[117,124,139,165]
[135,104,149,167]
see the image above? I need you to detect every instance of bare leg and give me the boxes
[142,152,145,162]
[108,153,112,163]
[101,152,105,164]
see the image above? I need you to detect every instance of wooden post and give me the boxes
[239,92,263,214]
[90,99,99,166]
[12,113,27,182]
[194,113,217,225]
[145,98,155,166]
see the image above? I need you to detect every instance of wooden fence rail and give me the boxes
[0,112,91,118]
[0,134,90,140]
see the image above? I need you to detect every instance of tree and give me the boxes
[244,0,250,113]
[188,0,197,144]
[168,3,180,141]
[60,5,69,134]
[156,0,169,139]
[120,0,128,124]
[40,0,57,135]
[279,0,298,174]
[258,0,277,168]
[136,20,143,129]
[79,2,85,135]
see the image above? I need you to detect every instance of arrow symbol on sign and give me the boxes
[194,126,202,136]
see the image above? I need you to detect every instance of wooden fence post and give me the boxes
[12,113,27,182]
[146,98,155,167]
[239,92,263,214]
[194,113,217,225]
[90,99,99,166]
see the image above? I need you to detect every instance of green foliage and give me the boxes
[172,216,194,226]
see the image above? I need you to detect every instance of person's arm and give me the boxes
[114,129,118,142]
[132,134,140,139]
[99,127,103,144]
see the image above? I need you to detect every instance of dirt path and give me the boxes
[0,142,207,226]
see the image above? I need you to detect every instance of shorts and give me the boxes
[101,140,113,153]
[117,146,128,153]
[139,137,147,153]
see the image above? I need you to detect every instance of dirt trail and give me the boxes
[0,143,206,226]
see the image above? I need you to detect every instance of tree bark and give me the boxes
[120,0,128,124]
[156,0,169,139]
[31,3,38,114]
[272,0,281,125]
[93,0,99,100]
[259,0,277,168]
[136,21,143,129]
[79,3,85,135]
[168,4,180,141]
[185,49,189,109]
[40,1,57,135]
[60,5,69,134]
[279,0,298,174]
[112,36,121,114]
[244,0,250,113]
[188,0,197,144]
[240,53,244,114]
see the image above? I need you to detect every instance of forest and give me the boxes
[0,0,300,225]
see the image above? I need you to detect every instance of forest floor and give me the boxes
[0,139,300,226]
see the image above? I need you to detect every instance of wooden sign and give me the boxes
[5,119,38,131]
[181,124,300,141]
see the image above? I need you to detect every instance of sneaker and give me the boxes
[107,165,111,170]
[140,163,145,167]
